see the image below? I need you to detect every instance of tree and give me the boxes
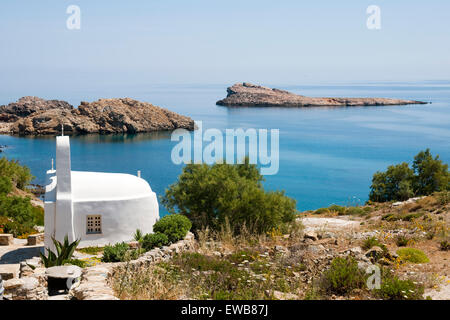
[369,149,449,203]
[412,149,449,195]
[369,163,414,202]
[162,159,297,234]
[0,157,34,190]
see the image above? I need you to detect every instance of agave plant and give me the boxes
[40,235,80,268]
[133,229,143,242]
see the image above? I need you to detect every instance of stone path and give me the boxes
[301,217,361,233]
[0,240,43,265]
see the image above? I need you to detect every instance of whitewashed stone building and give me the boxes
[44,136,159,249]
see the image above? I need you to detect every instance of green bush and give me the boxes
[346,207,366,216]
[375,270,424,300]
[320,257,366,295]
[328,205,346,215]
[162,159,297,234]
[77,246,104,255]
[153,214,192,243]
[362,236,387,252]
[440,240,449,251]
[314,207,329,215]
[397,248,429,263]
[0,157,34,190]
[369,150,449,203]
[0,176,12,195]
[395,235,409,247]
[3,221,35,237]
[0,195,43,236]
[63,259,87,268]
[142,233,169,251]
[102,242,130,262]
[437,190,450,206]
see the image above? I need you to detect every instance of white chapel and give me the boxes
[44,135,159,249]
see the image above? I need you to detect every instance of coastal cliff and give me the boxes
[0,97,195,135]
[217,83,428,107]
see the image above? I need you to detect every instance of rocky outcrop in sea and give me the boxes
[0,97,195,135]
[216,83,428,107]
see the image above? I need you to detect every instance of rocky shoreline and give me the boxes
[0,96,195,136]
[217,83,428,107]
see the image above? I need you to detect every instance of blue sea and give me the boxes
[1,82,449,215]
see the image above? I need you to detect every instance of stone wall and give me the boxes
[70,232,196,300]
[0,234,14,246]
[3,268,47,300]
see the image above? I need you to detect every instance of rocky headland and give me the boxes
[0,96,195,135]
[216,83,428,107]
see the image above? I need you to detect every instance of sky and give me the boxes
[0,0,449,92]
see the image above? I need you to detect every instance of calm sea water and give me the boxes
[1,82,449,215]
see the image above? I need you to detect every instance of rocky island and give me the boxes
[217,83,428,107]
[0,96,195,135]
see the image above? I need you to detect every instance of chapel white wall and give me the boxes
[72,193,159,247]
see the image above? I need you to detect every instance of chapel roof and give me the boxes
[71,171,153,201]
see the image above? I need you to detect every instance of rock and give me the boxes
[0,234,14,246]
[0,264,20,280]
[3,278,24,290]
[308,245,325,254]
[365,246,385,262]
[217,83,427,107]
[27,233,44,246]
[266,290,298,300]
[274,245,288,254]
[0,97,195,135]
[322,232,337,239]
[304,231,318,241]
[46,266,82,279]
[350,247,363,255]
[127,241,139,249]
[0,96,72,121]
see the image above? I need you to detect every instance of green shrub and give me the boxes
[40,236,80,268]
[402,212,424,221]
[133,229,144,242]
[437,191,450,205]
[375,271,424,300]
[63,259,87,268]
[346,207,366,216]
[153,214,192,243]
[397,248,429,263]
[0,157,34,190]
[314,207,329,215]
[362,236,387,252]
[77,246,104,255]
[3,221,35,237]
[440,240,449,251]
[0,176,12,195]
[102,242,130,262]
[320,257,366,295]
[328,205,346,215]
[162,160,297,234]
[0,195,44,236]
[142,233,169,251]
[395,235,409,247]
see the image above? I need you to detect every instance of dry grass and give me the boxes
[112,263,187,300]
[111,219,306,300]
